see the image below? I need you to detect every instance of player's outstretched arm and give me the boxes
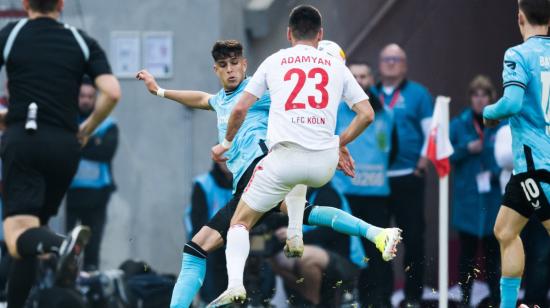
[339,99,374,147]
[136,69,212,110]
[79,74,121,146]
[483,85,525,127]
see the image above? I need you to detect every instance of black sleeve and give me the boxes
[0,22,18,69]
[190,183,209,237]
[81,125,119,162]
[80,30,112,79]
[389,123,399,166]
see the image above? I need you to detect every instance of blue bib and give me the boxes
[70,117,115,189]
[334,104,394,196]
[184,173,233,235]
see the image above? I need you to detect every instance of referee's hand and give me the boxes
[77,124,91,147]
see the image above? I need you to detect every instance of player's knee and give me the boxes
[191,226,223,253]
[3,215,40,258]
[494,223,516,244]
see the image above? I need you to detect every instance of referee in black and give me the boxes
[0,0,120,306]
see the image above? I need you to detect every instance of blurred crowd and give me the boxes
[186,43,550,308]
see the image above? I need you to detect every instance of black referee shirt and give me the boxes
[0,17,112,132]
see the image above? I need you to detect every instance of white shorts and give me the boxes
[242,142,339,213]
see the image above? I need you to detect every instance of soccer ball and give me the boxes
[318,40,346,63]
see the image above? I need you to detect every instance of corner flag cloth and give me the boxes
[426,96,454,177]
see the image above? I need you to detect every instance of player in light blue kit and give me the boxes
[137,40,400,308]
[482,1,550,307]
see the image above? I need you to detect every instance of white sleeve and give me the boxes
[494,125,514,170]
[244,57,270,99]
[342,66,369,108]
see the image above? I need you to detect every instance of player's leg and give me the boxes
[171,157,267,307]
[494,206,529,308]
[209,147,293,307]
[206,199,269,307]
[170,209,227,308]
[283,184,307,257]
[300,202,401,261]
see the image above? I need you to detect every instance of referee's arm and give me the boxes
[79,34,121,143]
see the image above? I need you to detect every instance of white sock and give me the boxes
[285,184,307,239]
[226,224,249,289]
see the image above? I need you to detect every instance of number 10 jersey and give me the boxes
[245,44,368,151]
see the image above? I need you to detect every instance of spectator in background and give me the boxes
[66,79,119,271]
[450,75,501,306]
[185,161,232,304]
[372,44,433,307]
[496,124,550,308]
[333,62,398,308]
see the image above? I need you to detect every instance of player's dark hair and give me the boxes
[211,40,243,62]
[468,75,496,102]
[519,0,550,26]
[288,5,322,41]
[28,0,60,13]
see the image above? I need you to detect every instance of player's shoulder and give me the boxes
[209,88,225,107]
[0,21,19,44]
[504,43,531,62]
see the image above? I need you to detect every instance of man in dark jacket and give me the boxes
[66,79,119,271]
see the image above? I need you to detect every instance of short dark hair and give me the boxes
[28,0,59,13]
[81,75,94,87]
[519,0,550,26]
[211,40,243,62]
[288,5,322,41]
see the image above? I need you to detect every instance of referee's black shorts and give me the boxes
[1,124,80,224]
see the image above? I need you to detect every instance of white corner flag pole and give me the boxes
[435,96,452,308]
[439,174,449,308]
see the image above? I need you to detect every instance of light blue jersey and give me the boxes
[485,36,550,174]
[208,78,270,191]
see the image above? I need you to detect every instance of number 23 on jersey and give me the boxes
[284,67,329,111]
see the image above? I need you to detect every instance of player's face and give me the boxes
[379,48,407,80]
[78,84,96,114]
[470,89,491,115]
[214,56,247,91]
[349,64,374,90]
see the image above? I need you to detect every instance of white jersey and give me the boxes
[245,44,368,150]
